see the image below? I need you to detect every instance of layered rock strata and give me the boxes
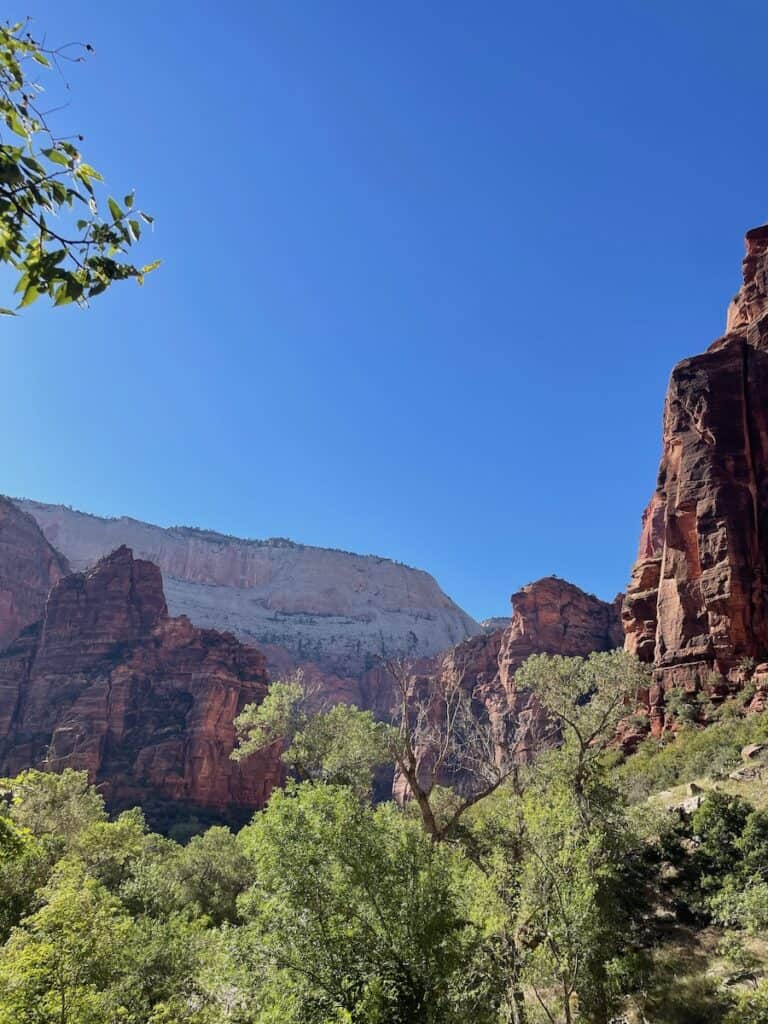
[13,500,480,676]
[624,227,768,730]
[0,546,279,814]
[0,497,69,650]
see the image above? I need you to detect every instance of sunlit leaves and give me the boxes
[0,18,158,311]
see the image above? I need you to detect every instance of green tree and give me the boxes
[67,806,150,893]
[237,782,488,1024]
[516,769,639,1024]
[691,791,752,891]
[0,859,131,1024]
[508,651,650,1023]
[0,770,109,938]
[1,768,106,846]
[0,18,157,311]
[173,826,251,925]
[233,676,390,797]
[515,650,649,822]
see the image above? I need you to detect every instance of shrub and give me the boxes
[615,715,768,802]
[724,979,768,1024]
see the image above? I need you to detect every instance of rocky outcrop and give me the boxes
[0,497,69,651]
[480,617,511,634]
[12,500,480,674]
[0,546,279,815]
[624,226,768,731]
[401,577,622,773]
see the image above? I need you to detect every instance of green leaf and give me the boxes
[0,307,18,316]
[107,197,123,222]
[32,52,50,67]
[18,284,40,308]
[42,148,69,167]
[78,163,103,183]
[5,110,27,138]
[139,212,154,225]
[124,192,134,209]
[139,260,161,275]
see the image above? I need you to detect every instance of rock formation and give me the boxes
[0,546,279,816]
[452,576,621,749]
[12,500,480,677]
[624,226,768,730]
[399,576,622,779]
[0,497,69,651]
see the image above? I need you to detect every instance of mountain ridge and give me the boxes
[11,497,480,676]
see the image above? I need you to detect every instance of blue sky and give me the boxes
[3,1,767,619]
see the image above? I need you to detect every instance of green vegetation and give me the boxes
[0,19,157,311]
[615,702,768,803]
[0,654,767,1021]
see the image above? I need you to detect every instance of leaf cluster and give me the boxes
[0,19,158,312]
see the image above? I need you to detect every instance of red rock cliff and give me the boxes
[624,227,768,727]
[449,577,621,752]
[0,497,69,651]
[0,546,280,815]
[393,577,622,799]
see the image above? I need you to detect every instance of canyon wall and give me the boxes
[624,226,768,728]
[403,576,622,770]
[0,497,69,650]
[12,500,480,678]
[0,546,280,816]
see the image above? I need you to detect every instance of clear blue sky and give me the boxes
[3,1,767,619]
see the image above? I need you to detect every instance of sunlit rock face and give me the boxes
[0,546,279,815]
[624,227,768,730]
[13,499,480,676]
[0,497,69,651]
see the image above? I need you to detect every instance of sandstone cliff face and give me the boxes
[0,497,69,651]
[13,500,480,674]
[460,577,621,751]
[624,227,768,730]
[398,576,622,782]
[0,546,279,815]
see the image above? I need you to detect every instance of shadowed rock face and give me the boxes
[0,497,69,651]
[453,576,622,756]
[0,546,279,814]
[624,227,768,730]
[392,577,622,800]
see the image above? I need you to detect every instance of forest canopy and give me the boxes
[0,651,766,1022]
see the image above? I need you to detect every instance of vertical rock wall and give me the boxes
[624,227,768,727]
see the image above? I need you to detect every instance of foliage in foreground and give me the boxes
[0,19,158,311]
[0,652,765,1022]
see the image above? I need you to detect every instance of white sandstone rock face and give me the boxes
[14,499,480,673]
